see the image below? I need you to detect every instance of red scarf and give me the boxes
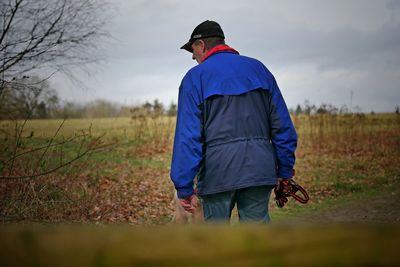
[201,44,239,63]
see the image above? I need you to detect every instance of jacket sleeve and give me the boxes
[269,76,298,179]
[170,74,203,199]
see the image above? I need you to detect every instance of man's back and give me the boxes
[176,51,296,195]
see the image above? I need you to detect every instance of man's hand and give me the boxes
[179,194,199,214]
[276,177,291,191]
[275,178,291,208]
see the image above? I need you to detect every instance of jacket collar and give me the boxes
[201,44,239,63]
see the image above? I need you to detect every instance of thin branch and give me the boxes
[0,0,23,45]
[8,117,29,175]
[0,0,112,83]
[31,118,66,176]
[0,141,117,180]
[0,0,66,74]
[3,131,90,165]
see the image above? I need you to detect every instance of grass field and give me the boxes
[1,113,399,224]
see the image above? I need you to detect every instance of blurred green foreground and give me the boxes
[1,224,399,267]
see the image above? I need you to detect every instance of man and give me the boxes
[170,20,297,223]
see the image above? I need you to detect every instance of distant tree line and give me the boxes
[0,76,59,119]
[49,99,178,119]
[289,100,364,115]
[0,76,177,119]
[1,77,398,120]
[130,99,177,119]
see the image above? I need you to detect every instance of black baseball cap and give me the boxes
[180,20,225,53]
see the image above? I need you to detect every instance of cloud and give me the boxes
[51,0,400,112]
[386,0,400,9]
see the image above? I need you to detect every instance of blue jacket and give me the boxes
[171,51,297,198]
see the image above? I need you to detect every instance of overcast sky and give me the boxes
[51,0,400,112]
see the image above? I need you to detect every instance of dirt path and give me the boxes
[287,193,400,223]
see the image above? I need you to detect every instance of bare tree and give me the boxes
[0,0,115,221]
[0,0,111,94]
